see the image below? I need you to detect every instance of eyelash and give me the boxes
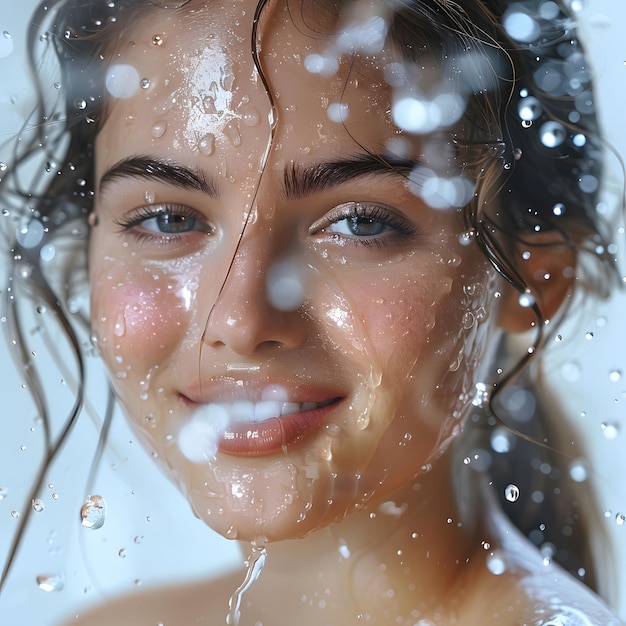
[114,203,212,244]
[310,202,418,247]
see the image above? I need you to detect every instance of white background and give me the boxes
[0,1,625,624]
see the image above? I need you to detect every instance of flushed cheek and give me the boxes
[90,267,191,397]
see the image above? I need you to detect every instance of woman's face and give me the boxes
[89,0,501,542]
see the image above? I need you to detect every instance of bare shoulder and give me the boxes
[460,504,624,626]
[59,571,244,626]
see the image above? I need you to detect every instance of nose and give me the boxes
[201,237,308,356]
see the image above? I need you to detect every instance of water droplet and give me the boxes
[51,492,59,500]
[601,422,619,440]
[616,513,626,526]
[585,331,594,340]
[80,495,107,529]
[521,119,533,128]
[609,369,622,382]
[140,78,150,89]
[37,573,64,592]
[224,120,241,146]
[10,510,19,519]
[114,313,126,337]
[471,382,490,408]
[540,121,566,148]
[504,483,520,502]
[152,34,164,46]
[486,550,507,575]
[32,498,45,512]
[0,486,8,500]
[568,459,588,483]
[151,121,167,138]
[118,548,126,558]
[198,133,215,155]
[74,98,87,110]
[241,107,261,127]
[518,96,542,121]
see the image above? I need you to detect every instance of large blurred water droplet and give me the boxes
[486,550,507,575]
[568,459,588,483]
[106,63,140,98]
[518,96,542,121]
[81,495,107,529]
[601,422,619,440]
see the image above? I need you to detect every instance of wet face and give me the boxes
[90,0,501,542]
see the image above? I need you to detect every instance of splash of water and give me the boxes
[226,543,267,625]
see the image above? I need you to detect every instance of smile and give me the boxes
[211,398,337,424]
[216,397,343,457]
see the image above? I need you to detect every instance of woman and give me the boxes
[1,0,623,623]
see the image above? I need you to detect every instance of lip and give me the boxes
[179,378,345,457]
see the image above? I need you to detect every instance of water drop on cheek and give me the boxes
[114,313,126,337]
[198,133,216,155]
[151,121,167,138]
[224,120,241,146]
[241,106,261,127]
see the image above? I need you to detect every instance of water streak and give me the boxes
[226,544,267,625]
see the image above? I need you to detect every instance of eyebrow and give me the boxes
[98,152,418,200]
[99,156,219,197]
[283,153,418,200]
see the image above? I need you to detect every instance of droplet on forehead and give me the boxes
[151,121,168,138]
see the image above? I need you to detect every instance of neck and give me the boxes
[237,445,488,622]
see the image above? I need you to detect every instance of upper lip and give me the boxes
[179,375,346,407]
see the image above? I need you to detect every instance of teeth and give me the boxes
[208,400,328,424]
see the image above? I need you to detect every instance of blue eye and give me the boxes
[326,215,387,237]
[311,201,417,246]
[141,212,199,234]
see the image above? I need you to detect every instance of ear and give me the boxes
[498,233,576,333]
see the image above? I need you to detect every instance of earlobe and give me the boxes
[497,234,576,333]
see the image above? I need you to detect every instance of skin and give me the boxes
[80,0,619,624]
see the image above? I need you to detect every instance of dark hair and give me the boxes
[0,0,621,602]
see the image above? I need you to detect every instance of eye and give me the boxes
[115,203,212,241]
[141,212,200,234]
[310,202,417,246]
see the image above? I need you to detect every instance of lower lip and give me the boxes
[217,400,343,457]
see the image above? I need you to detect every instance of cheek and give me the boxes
[89,261,190,385]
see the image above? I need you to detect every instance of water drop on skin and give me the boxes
[114,313,126,337]
[224,120,242,146]
[241,107,261,127]
[151,121,167,138]
[198,133,216,155]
